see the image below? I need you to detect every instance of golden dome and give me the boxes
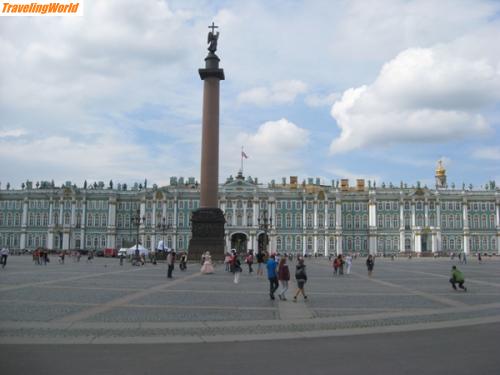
[435,160,446,176]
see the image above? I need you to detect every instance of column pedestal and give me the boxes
[189,208,225,261]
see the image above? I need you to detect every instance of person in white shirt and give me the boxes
[0,247,9,269]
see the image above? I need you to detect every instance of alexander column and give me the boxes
[188,22,225,261]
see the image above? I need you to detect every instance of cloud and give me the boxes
[329,47,498,154]
[237,80,307,106]
[0,128,27,138]
[221,118,309,181]
[473,147,500,161]
[305,92,340,107]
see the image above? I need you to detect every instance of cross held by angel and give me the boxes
[207,21,219,53]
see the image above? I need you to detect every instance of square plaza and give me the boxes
[1,255,500,344]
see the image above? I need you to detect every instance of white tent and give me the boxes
[127,245,149,256]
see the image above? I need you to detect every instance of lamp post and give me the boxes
[131,210,146,256]
[258,209,273,254]
[157,217,171,252]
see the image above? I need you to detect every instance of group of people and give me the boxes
[266,253,308,301]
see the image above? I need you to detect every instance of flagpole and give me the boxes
[240,146,244,173]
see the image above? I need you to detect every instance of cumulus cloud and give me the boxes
[221,118,309,181]
[473,147,500,161]
[237,80,307,106]
[329,47,499,154]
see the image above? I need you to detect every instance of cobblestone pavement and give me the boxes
[1,255,499,343]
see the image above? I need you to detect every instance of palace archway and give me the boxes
[230,233,248,253]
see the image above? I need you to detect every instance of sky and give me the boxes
[1,0,499,189]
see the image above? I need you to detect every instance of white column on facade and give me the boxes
[411,202,416,228]
[303,200,307,228]
[324,203,328,228]
[496,200,500,228]
[424,201,429,227]
[59,200,63,226]
[174,198,178,227]
[399,200,405,252]
[336,235,343,255]
[463,201,469,229]
[71,200,76,226]
[324,235,328,256]
[162,201,167,221]
[302,235,306,255]
[313,235,318,254]
[464,233,470,255]
[436,201,441,228]
[368,202,376,227]
[336,201,342,228]
[152,201,156,227]
[313,201,318,228]
[431,232,438,253]
[253,199,258,227]
[243,206,247,227]
[48,200,53,226]
[414,232,422,253]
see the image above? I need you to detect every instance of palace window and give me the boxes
[306,213,313,228]
[318,213,324,228]
[307,236,313,252]
[296,236,302,251]
[178,213,184,227]
[286,213,292,228]
[276,236,282,251]
[276,213,282,228]
[328,214,335,228]
[296,213,302,228]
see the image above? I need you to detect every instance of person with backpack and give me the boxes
[230,250,242,284]
[277,256,290,300]
[450,265,467,291]
[266,254,279,300]
[293,258,308,302]
[333,256,340,276]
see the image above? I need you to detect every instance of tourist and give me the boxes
[478,252,482,263]
[246,250,254,274]
[333,255,339,276]
[76,251,81,262]
[293,258,308,302]
[119,252,124,266]
[463,252,467,265]
[345,253,353,275]
[366,254,375,277]
[167,250,176,278]
[277,256,290,300]
[201,251,214,274]
[0,247,9,269]
[450,265,467,292]
[230,250,242,284]
[338,255,345,275]
[266,254,279,300]
[87,251,93,263]
[256,250,265,276]
[179,252,187,271]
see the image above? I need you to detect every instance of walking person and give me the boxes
[277,256,290,300]
[166,250,176,278]
[463,252,467,265]
[230,250,242,284]
[478,252,482,263]
[119,252,125,266]
[266,254,279,300]
[338,255,345,275]
[345,253,353,275]
[293,258,308,301]
[179,252,188,271]
[366,254,375,277]
[0,247,9,269]
[224,252,232,272]
[450,265,467,291]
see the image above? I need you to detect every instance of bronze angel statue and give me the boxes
[207,29,219,53]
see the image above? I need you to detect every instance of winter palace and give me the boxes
[0,163,499,256]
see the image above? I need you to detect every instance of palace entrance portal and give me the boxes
[231,233,248,253]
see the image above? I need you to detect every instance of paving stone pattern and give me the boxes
[1,255,499,343]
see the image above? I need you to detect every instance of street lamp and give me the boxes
[157,217,171,252]
[131,210,146,256]
[258,209,273,254]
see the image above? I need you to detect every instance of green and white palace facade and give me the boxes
[0,167,499,256]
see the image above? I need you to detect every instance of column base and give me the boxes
[188,208,225,261]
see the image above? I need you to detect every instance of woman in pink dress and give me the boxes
[201,251,215,274]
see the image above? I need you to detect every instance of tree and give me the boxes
[83,180,87,189]
[109,180,113,189]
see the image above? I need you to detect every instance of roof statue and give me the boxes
[207,21,219,53]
